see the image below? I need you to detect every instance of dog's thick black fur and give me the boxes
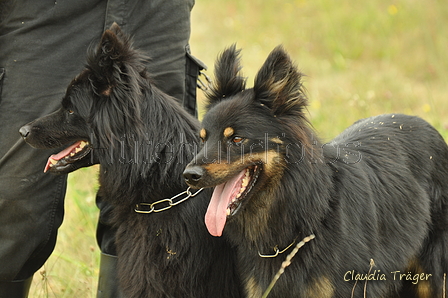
[19,24,243,298]
[183,45,448,297]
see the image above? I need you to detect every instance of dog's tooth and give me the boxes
[50,159,58,165]
[75,147,82,153]
[80,141,87,147]
[242,178,249,187]
[70,152,75,157]
[239,186,246,194]
[226,208,231,216]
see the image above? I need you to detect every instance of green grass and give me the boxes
[30,0,448,296]
[191,0,448,140]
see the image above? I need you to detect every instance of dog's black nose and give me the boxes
[19,125,31,138]
[183,166,205,186]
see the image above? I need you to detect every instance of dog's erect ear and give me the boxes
[87,22,144,96]
[206,45,246,109]
[87,23,148,144]
[107,22,123,36]
[99,22,131,66]
[94,23,126,90]
[253,46,307,117]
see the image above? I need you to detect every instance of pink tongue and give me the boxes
[44,141,83,173]
[205,169,246,237]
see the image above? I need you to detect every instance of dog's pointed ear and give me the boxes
[205,44,246,110]
[107,22,123,36]
[253,46,307,117]
[87,23,147,143]
[87,22,136,96]
[99,22,129,61]
[95,23,129,83]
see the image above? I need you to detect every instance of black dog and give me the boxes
[183,45,448,297]
[20,24,243,298]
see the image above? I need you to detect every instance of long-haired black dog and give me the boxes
[19,24,243,298]
[183,45,448,297]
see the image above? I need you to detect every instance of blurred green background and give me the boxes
[30,0,448,296]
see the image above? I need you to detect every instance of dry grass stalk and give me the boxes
[444,273,446,298]
[350,259,375,298]
[261,234,315,298]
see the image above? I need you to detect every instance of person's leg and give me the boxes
[0,108,68,295]
[96,253,125,298]
[0,277,33,298]
[0,1,106,296]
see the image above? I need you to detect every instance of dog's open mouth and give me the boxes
[44,140,91,173]
[205,165,261,237]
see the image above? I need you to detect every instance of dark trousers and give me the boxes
[0,0,197,284]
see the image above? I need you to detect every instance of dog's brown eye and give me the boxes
[68,109,74,115]
[232,136,244,144]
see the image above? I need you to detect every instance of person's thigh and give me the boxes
[0,0,106,281]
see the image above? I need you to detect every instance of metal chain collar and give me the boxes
[134,187,204,214]
[258,239,298,258]
[258,234,315,258]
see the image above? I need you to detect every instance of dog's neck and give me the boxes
[97,91,201,206]
[226,135,334,251]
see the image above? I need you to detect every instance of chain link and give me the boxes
[197,70,212,91]
[258,234,315,258]
[258,239,297,258]
[134,187,204,214]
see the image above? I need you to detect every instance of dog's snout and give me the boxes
[19,125,31,139]
[183,166,205,186]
